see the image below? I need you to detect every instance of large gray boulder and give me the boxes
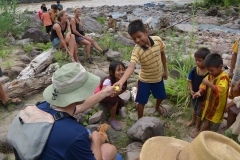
[82,16,103,33]
[127,117,164,142]
[21,12,43,30]
[126,142,142,160]
[88,110,107,124]
[22,28,50,44]
[113,35,135,46]
[119,90,131,104]
[106,49,122,61]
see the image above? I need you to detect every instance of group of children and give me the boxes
[96,19,240,144]
[38,1,63,35]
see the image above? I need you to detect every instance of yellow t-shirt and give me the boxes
[200,71,229,123]
[232,39,239,54]
[130,36,166,83]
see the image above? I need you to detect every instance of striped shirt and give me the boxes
[130,36,166,83]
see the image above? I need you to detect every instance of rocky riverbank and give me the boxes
[0,2,239,159]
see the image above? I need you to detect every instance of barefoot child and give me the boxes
[114,20,168,119]
[185,48,210,134]
[224,38,240,130]
[192,53,229,138]
[94,61,127,131]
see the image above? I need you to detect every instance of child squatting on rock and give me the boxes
[192,53,229,138]
[94,61,127,131]
[114,20,168,119]
[185,48,210,135]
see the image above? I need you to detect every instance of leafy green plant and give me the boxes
[0,49,12,58]
[5,60,11,69]
[97,17,106,25]
[82,108,101,126]
[0,0,29,37]
[23,43,34,55]
[36,42,52,51]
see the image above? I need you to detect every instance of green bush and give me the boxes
[0,0,29,37]
[97,17,106,25]
[203,0,238,6]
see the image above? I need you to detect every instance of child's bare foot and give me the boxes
[191,127,199,133]
[190,130,200,138]
[185,121,194,127]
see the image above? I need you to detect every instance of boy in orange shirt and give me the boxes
[41,7,52,35]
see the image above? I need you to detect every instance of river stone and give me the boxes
[119,90,131,104]
[22,28,50,44]
[82,16,103,33]
[16,38,32,46]
[106,49,122,61]
[229,24,240,29]
[93,69,108,81]
[126,142,142,160]
[30,49,42,57]
[74,113,86,124]
[122,60,130,68]
[129,16,142,23]
[85,124,100,133]
[113,35,135,46]
[11,66,24,75]
[129,112,138,121]
[107,125,127,143]
[21,55,31,63]
[175,24,197,33]
[12,49,25,55]
[127,117,164,142]
[22,13,43,30]
[95,103,110,115]
[88,110,107,124]
[205,6,218,16]
[0,76,9,84]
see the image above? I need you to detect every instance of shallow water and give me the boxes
[17,0,196,12]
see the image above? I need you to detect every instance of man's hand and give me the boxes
[101,86,114,97]
[163,70,168,80]
[90,131,102,144]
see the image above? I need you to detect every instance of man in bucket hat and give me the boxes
[22,63,116,160]
[136,131,240,160]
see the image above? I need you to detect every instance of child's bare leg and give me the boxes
[225,110,237,129]
[138,103,144,119]
[190,119,210,138]
[155,99,166,116]
[192,117,202,133]
[186,110,196,127]
[110,102,118,120]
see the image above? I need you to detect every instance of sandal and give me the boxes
[3,98,22,108]
[156,105,168,117]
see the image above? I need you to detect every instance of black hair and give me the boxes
[128,20,146,35]
[57,0,60,3]
[100,61,127,89]
[52,4,58,10]
[42,7,47,12]
[194,47,210,59]
[204,53,223,68]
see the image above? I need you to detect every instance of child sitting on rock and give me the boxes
[192,53,229,138]
[94,61,127,131]
[185,48,210,135]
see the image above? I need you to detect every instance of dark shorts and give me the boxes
[45,25,52,34]
[75,35,84,43]
[135,80,166,105]
[51,38,60,49]
[191,97,203,117]
[100,96,124,114]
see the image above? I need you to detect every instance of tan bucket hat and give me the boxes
[140,131,240,160]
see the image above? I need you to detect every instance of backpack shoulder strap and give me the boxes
[53,111,76,121]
